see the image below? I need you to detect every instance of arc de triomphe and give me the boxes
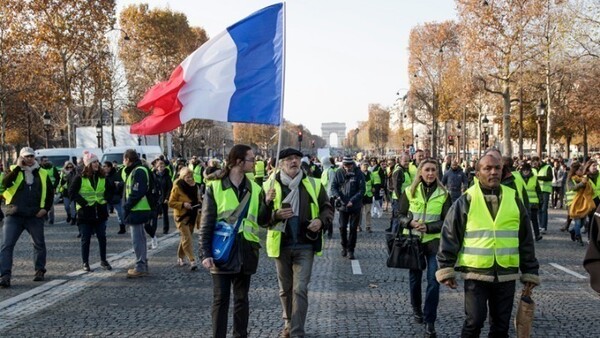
[321,122,346,147]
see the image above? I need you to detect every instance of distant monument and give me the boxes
[321,122,346,147]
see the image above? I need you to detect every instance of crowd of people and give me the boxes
[0,144,598,338]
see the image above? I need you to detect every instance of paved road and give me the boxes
[0,205,597,337]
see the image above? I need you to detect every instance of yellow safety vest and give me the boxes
[210,179,261,244]
[2,166,48,208]
[522,175,539,205]
[263,176,321,258]
[254,161,265,179]
[364,172,373,198]
[125,166,151,211]
[41,167,57,186]
[458,183,520,269]
[588,175,600,199]
[393,168,412,200]
[565,179,577,206]
[409,162,418,179]
[533,164,552,193]
[370,168,382,185]
[321,167,333,189]
[76,177,106,210]
[0,172,4,194]
[403,183,447,243]
[188,164,204,185]
[510,171,526,202]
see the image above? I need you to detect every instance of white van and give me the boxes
[35,148,103,169]
[101,146,163,165]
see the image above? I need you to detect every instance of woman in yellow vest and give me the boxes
[168,167,201,270]
[397,158,451,337]
[69,152,114,272]
[198,144,270,338]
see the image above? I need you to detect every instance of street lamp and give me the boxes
[536,99,546,156]
[200,136,206,158]
[178,133,184,157]
[137,135,142,146]
[481,115,490,150]
[415,134,419,150]
[95,120,103,150]
[42,110,51,148]
[427,129,432,157]
[222,140,226,160]
[456,121,462,159]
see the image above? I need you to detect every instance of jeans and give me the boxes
[151,203,170,233]
[573,218,583,237]
[409,249,439,324]
[275,248,315,338]
[80,221,107,264]
[63,197,76,220]
[552,186,563,208]
[390,199,399,233]
[538,192,550,230]
[211,273,252,338]
[461,280,516,338]
[339,210,361,252]
[110,201,124,225]
[0,215,46,277]
[129,223,148,272]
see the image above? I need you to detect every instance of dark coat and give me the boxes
[2,164,54,217]
[122,161,152,225]
[69,172,113,224]
[104,166,124,205]
[331,165,365,213]
[584,206,600,294]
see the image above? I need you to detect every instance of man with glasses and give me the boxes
[0,147,54,287]
[331,155,365,260]
[264,147,333,338]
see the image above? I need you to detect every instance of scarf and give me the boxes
[280,171,303,216]
[177,179,199,206]
[22,160,40,185]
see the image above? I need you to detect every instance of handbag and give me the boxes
[386,228,426,270]
[211,192,251,264]
[569,181,595,219]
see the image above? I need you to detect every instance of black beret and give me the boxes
[278,148,303,160]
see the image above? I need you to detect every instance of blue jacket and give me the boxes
[441,167,468,202]
[331,165,365,213]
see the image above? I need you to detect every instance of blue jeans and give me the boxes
[110,201,124,225]
[409,251,439,324]
[80,221,107,264]
[63,197,76,220]
[275,248,315,338]
[129,223,148,272]
[538,192,550,230]
[0,215,46,277]
[573,218,583,237]
[391,199,399,233]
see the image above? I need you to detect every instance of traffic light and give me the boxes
[297,131,303,143]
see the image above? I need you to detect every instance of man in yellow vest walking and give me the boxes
[532,156,553,233]
[436,154,540,337]
[0,147,54,287]
[264,148,333,338]
[122,149,153,278]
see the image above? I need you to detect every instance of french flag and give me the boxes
[132,3,284,135]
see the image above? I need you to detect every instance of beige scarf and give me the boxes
[280,171,302,216]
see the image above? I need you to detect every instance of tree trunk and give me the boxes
[502,82,512,157]
[566,135,571,160]
[583,124,588,162]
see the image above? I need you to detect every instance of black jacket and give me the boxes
[69,172,114,224]
[435,184,540,285]
[331,165,365,213]
[122,161,152,225]
[153,169,173,205]
[104,166,124,205]
[199,175,270,275]
[2,164,54,217]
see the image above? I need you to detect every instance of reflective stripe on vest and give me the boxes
[125,166,151,211]
[2,168,48,208]
[364,171,373,197]
[523,175,539,204]
[511,171,525,202]
[210,179,261,243]
[76,177,106,210]
[565,179,577,206]
[533,165,552,193]
[403,183,447,243]
[263,176,321,258]
[254,161,265,178]
[458,183,520,269]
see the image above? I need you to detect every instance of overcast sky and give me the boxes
[117,0,457,140]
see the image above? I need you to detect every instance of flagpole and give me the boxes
[272,1,286,180]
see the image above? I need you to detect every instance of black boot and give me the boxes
[118,224,126,234]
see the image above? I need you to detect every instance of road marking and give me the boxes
[351,260,362,275]
[0,232,181,330]
[549,263,587,279]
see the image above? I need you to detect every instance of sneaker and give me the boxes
[177,258,186,266]
[66,215,72,223]
[341,248,347,257]
[279,327,290,338]
[83,263,91,272]
[190,261,198,271]
[0,276,10,288]
[33,270,45,282]
[127,269,148,278]
[540,228,547,234]
[348,251,355,260]
[101,261,112,271]
[151,236,158,249]
[535,235,543,241]
[413,309,424,324]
